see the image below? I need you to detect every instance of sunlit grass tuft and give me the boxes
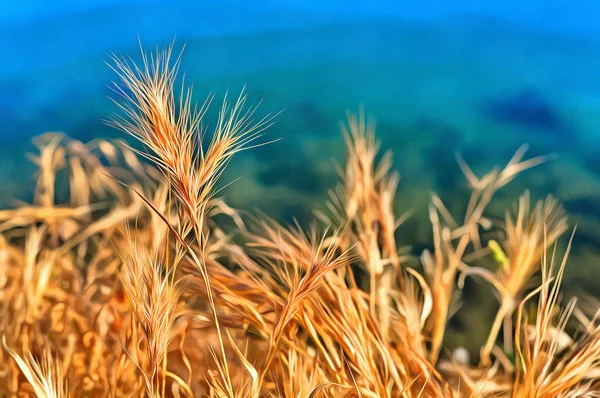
[0,45,597,397]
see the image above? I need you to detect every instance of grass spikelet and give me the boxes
[109,44,275,227]
[120,234,184,397]
[321,108,409,340]
[3,336,68,398]
[512,230,600,397]
[109,44,278,395]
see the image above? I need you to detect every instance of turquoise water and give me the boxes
[3,2,600,302]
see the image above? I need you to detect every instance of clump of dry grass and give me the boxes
[0,45,598,398]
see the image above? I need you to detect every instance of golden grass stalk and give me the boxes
[510,229,593,398]
[109,44,276,395]
[120,234,185,397]
[3,336,68,398]
[109,44,275,228]
[461,191,568,365]
[422,145,549,363]
[318,109,409,341]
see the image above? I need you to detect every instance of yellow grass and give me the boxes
[0,46,598,397]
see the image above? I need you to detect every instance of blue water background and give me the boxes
[2,0,600,307]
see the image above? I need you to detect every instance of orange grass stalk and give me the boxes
[319,109,409,341]
[120,235,185,397]
[3,337,68,398]
[422,145,549,363]
[108,44,275,395]
[460,192,568,365]
[511,228,600,397]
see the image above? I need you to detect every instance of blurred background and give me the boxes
[2,0,600,348]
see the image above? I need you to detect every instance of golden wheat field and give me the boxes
[0,45,598,398]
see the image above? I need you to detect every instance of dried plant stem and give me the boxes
[481,298,514,366]
[429,287,451,364]
[377,265,394,339]
[429,233,470,364]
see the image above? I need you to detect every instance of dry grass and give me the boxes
[0,46,598,397]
